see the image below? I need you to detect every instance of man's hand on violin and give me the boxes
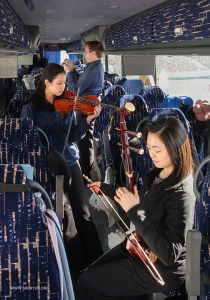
[87,181,101,194]
[114,186,139,212]
[62,58,74,73]
[86,105,102,124]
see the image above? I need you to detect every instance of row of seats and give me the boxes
[0,117,75,299]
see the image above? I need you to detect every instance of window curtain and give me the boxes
[44,51,60,64]
[69,54,83,64]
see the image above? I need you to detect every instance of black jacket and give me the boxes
[100,174,196,281]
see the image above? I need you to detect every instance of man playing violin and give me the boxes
[63,41,104,179]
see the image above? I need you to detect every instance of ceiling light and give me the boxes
[79,29,83,31]
[45,20,52,22]
[85,24,90,26]
[44,10,53,13]
[110,6,119,8]
[46,26,50,28]
[97,15,104,18]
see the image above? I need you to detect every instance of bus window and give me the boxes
[156,56,210,102]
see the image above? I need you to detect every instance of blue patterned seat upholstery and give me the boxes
[194,159,210,300]
[104,73,119,85]
[0,118,54,205]
[13,89,35,101]
[0,164,61,299]
[4,99,23,118]
[108,94,149,186]
[159,95,206,154]
[94,85,126,143]
[140,86,165,109]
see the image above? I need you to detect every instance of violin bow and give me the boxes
[62,86,81,155]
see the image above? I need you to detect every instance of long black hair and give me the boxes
[142,117,194,189]
[21,63,65,110]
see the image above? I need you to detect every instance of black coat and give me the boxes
[100,173,196,282]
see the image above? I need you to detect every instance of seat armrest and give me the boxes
[185,229,202,296]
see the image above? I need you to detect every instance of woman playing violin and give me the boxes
[20,63,104,282]
[76,117,196,300]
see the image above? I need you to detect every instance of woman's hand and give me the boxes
[87,181,101,194]
[114,185,139,212]
[86,105,102,124]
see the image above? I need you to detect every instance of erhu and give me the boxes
[85,101,165,286]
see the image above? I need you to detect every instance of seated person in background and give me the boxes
[20,63,104,286]
[63,41,105,179]
[76,117,196,300]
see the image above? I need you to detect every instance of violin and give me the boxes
[54,90,132,116]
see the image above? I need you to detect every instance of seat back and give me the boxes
[94,85,125,143]
[121,79,143,95]
[194,155,210,300]
[108,94,149,186]
[13,89,35,101]
[140,86,165,109]
[0,164,61,299]
[4,99,23,118]
[0,118,54,205]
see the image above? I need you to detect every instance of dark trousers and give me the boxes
[75,243,184,300]
[63,194,88,271]
[78,127,94,178]
[67,161,103,267]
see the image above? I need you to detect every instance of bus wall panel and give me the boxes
[153,0,210,43]
[105,11,155,48]
[105,0,210,49]
[0,0,31,48]
[67,39,84,53]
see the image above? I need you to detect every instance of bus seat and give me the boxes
[101,80,112,98]
[159,95,206,155]
[121,79,144,95]
[194,155,210,300]
[4,99,23,118]
[159,95,194,109]
[30,67,43,86]
[0,164,74,300]
[140,86,166,109]
[148,229,201,300]
[149,108,203,181]
[104,73,119,85]
[13,89,35,101]
[114,76,127,86]
[0,118,54,205]
[108,94,149,186]
[94,85,125,143]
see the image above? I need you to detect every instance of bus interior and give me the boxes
[0,0,210,299]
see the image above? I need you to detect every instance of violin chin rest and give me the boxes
[125,102,135,112]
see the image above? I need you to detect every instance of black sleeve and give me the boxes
[100,182,116,200]
[126,190,195,266]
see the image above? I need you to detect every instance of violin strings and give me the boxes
[81,98,119,110]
